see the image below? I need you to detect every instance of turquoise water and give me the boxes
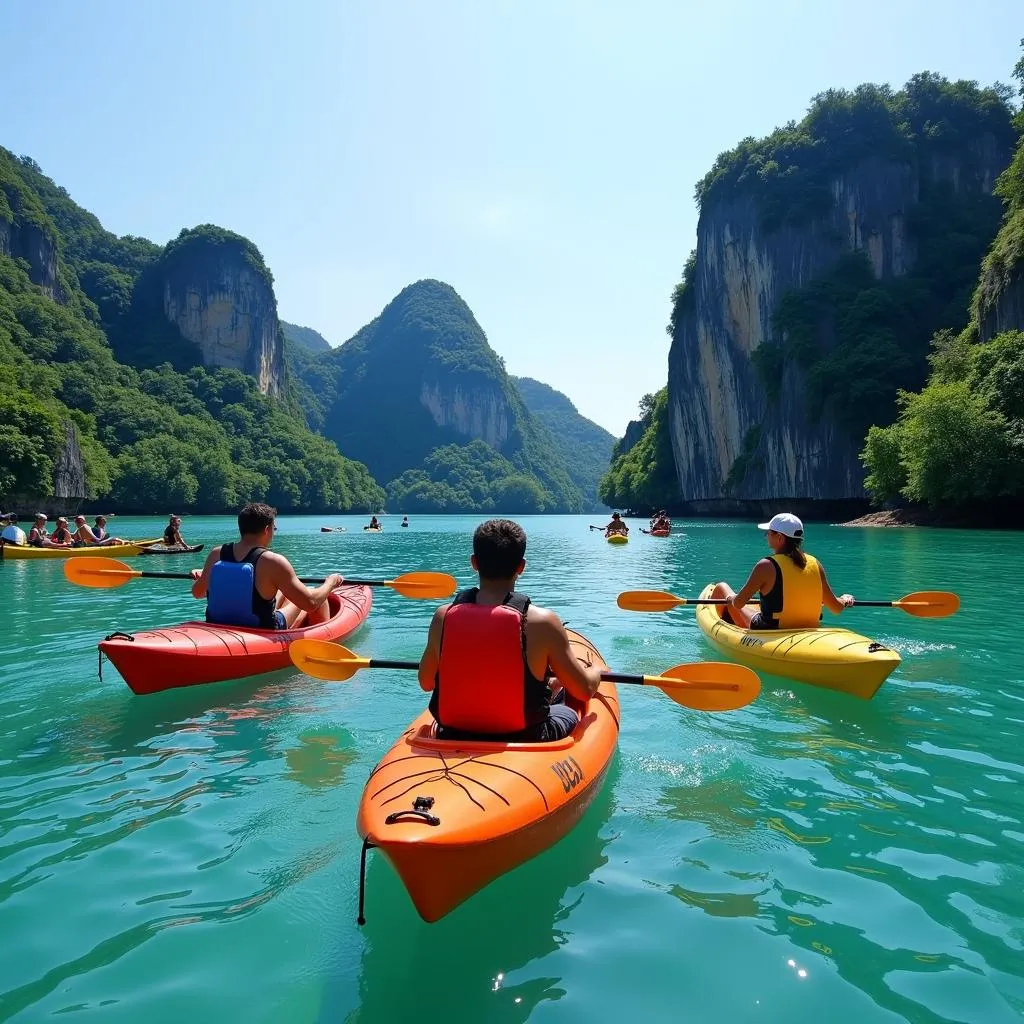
[1,514,1022,1023]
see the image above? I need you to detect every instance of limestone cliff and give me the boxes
[294,280,584,510]
[419,381,510,448]
[0,205,61,300]
[975,209,1024,341]
[669,133,1012,512]
[158,226,284,395]
[7,421,85,516]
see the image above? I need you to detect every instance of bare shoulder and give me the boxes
[525,603,563,634]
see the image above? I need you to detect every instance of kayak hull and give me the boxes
[357,630,620,923]
[607,534,628,545]
[695,583,900,699]
[650,529,670,537]
[99,586,373,694]
[1,540,157,560]
[139,544,204,556]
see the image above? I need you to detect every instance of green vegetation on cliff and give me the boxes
[0,148,384,512]
[512,376,614,510]
[598,389,677,511]
[282,322,331,352]
[696,73,1015,228]
[862,47,1024,511]
[291,280,585,512]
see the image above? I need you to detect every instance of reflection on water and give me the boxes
[334,763,620,1024]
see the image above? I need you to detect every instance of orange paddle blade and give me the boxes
[386,571,457,599]
[63,558,139,588]
[289,639,368,681]
[891,591,960,618]
[616,590,687,612]
[646,662,760,711]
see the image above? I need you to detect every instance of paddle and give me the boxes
[616,589,960,618]
[64,557,458,599]
[289,639,760,712]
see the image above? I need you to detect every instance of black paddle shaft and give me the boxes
[133,570,395,587]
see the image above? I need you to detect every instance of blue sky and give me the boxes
[1,1,1020,434]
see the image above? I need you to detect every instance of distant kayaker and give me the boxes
[718,512,854,629]
[163,514,186,547]
[0,513,26,546]
[602,512,629,537]
[365,516,381,531]
[401,516,409,528]
[190,502,342,629]
[93,515,115,542]
[417,518,602,741]
[74,515,122,546]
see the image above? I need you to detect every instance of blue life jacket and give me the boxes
[205,543,278,629]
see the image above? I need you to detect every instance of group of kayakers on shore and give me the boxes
[191,502,854,744]
[0,512,190,550]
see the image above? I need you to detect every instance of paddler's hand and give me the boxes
[839,594,855,608]
[325,573,344,589]
[189,568,202,582]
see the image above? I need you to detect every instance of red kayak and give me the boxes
[99,586,373,694]
[651,528,670,537]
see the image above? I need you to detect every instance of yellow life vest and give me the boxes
[763,552,823,628]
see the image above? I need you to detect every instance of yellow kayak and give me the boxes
[607,534,628,545]
[695,583,900,699]
[0,540,158,560]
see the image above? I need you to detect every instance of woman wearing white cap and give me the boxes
[719,512,853,630]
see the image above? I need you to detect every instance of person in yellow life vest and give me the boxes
[417,518,603,741]
[717,512,854,629]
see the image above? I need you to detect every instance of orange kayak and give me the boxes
[99,586,372,694]
[356,629,620,923]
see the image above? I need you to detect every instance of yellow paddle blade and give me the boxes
[386,571,458,599]
[63,558,140,588]
[892,591,960,618]
[645,662,761,712]
[289,639,369,681]
[616,590,686,612]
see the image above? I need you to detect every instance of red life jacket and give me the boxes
[430,589,550,735]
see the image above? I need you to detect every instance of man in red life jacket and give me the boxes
[417,518,603,741]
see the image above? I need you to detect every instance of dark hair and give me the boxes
[779,535,806,569]
[473,518,526,580]
[238,502,277,536]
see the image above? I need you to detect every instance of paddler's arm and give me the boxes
[537,611,602,701]
[417,605,448,691]
[190,546,220,598]
[819,565,854,613]
[731,559,773,612]
[266,554,342,612]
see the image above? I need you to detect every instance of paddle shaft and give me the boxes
[690,598,910,608]
[102,569,403,587]
[344,659,736,691]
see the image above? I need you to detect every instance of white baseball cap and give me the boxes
[758,512,804,538]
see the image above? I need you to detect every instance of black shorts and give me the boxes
[748,612,777,630]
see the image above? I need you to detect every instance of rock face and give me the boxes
[419,381,510,448]
[976,209,1024,341]
[668,147,1009,511]
[8,421,86,516]
[294,280,583,509]
[160,228,284,396]
[0,217,61,300]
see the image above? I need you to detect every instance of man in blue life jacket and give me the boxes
[416,518,602,741]
[190,502,342,629]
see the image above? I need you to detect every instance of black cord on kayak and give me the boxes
[357,838,376,926]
